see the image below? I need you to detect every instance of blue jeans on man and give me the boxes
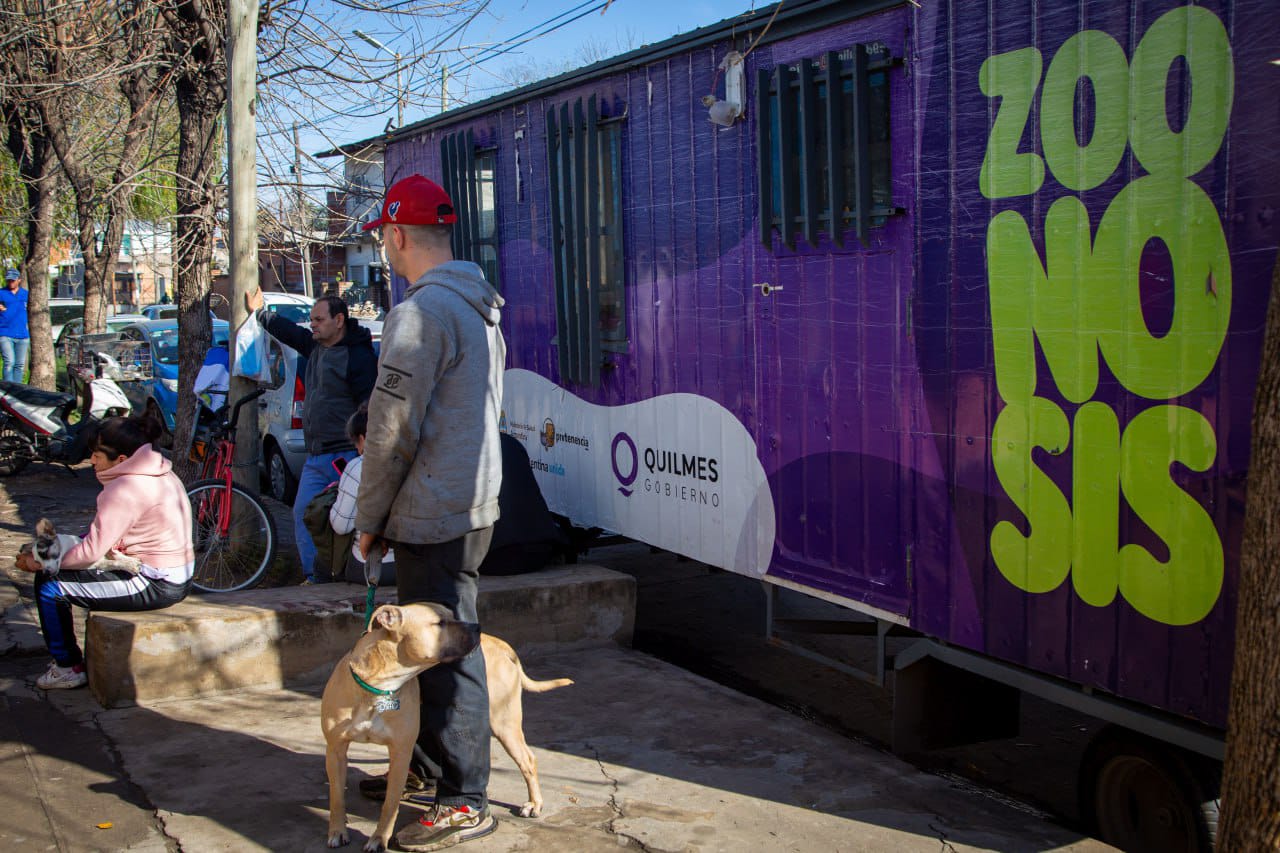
[0,336,29,382]
[294,451,351,581]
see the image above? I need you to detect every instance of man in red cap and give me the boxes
[355,173,505,850]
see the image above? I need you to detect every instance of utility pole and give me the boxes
[294,124,314,298]
[441,65,449,113]
[228,0,260,489]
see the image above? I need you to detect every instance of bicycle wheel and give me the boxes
[187,478,277,592]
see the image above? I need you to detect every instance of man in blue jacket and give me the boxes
[0,269,30,383]
[245,290,377,582]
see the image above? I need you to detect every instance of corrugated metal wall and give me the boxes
[377,0,1280,728]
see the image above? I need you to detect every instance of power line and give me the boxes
[293,0,619,131]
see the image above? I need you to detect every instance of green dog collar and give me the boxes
[349,666,396,697]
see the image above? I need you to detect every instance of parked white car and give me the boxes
[256,317,382,503]
[261,292,314,325]
[48,298,85,342]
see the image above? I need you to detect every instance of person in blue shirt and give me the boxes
[194,344,230,412]
[0,269,30,383]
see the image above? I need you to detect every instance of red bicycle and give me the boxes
[187,389,277,592]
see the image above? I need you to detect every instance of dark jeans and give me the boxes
[395,526,494,810]
[35,569,190,667]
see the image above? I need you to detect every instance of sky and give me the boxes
[271,0,760,205]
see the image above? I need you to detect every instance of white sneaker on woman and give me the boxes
[36,662,87,690]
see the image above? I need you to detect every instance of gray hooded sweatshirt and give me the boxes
[356,261,506,545]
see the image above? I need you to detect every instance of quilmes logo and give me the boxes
[612,431,721,505]
[541,419,556,449]
[611,432,638,496]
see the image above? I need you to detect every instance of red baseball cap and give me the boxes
[362,174,457,231]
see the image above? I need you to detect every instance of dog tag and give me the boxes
[373,694,400,713]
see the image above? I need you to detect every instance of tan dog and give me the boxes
[320,603,573,851]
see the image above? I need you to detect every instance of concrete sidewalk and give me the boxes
[0,464,1109,852]
[1,638,1110,853]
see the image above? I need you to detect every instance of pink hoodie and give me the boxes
[62,444,194,572]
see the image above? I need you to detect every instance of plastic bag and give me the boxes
[232,318,272,383]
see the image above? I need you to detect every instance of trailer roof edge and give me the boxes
[316,0,907,159]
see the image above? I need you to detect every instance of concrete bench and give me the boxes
[86,565,635,709]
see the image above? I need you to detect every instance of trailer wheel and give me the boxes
[1079,727,1219,853]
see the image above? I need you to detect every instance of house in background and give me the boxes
[54,221,174,310]
[256,229,346,296]
[317,141,387,309]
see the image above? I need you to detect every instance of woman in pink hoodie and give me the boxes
[14,413,194,689]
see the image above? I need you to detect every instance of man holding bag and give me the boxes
[244,290,377,583]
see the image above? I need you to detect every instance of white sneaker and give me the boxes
[36,662,87,690]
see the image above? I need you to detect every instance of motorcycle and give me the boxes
[0,353,134,476]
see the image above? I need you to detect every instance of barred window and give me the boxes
[757,43,899,250]
[441,130,501,288]
[546,95,626,387]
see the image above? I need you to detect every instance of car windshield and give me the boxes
[50,305,83,325]
[150,328,229,364]
[270,304,311,324]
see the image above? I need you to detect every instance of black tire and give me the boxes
[1079,726,1220,853]
[187,478,277,592]
[265,442,297,504]
[0,418,33,476]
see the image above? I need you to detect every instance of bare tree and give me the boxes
[0,16,63,390]
[31,2,172,336]
[156,0,227,480]
[254,1,489,247]
[1219,254,1280,847]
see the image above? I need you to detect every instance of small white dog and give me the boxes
[21,518,142,575]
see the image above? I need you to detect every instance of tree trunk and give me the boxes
[3,105,60,390]
[158,0,228,484]
[1219,254,1280,848]
[169,73,222,483]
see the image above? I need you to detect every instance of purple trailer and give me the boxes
[342,0,1278,847]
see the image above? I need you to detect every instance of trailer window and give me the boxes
[546,95,626,387]
[757,44,898,250]
[441,130,501,290]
